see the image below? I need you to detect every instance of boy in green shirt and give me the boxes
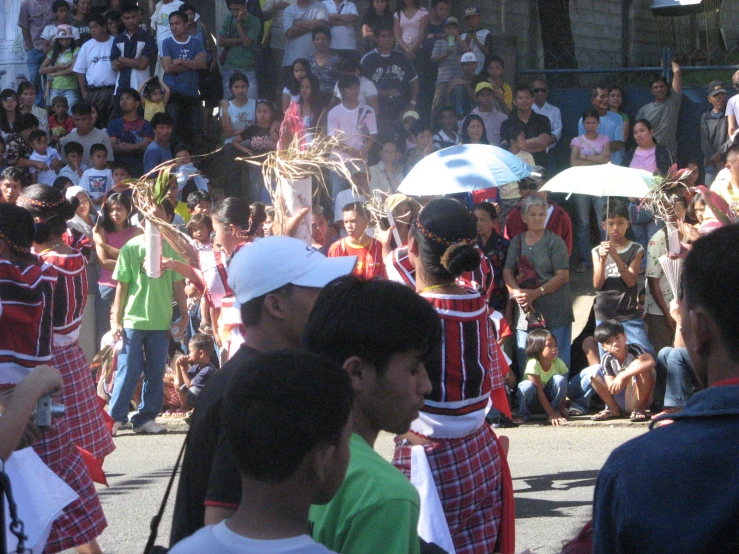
[304,277,443,554]
[109,203,188,435]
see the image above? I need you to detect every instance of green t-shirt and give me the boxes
[220,13,261,71]
[524,357,568,387]
[309,434,421,554]
[113,234,184,330]
[48,47,81,90]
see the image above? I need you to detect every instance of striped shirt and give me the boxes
[0,259,57,386]
[40,250,88,346]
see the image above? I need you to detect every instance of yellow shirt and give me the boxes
[144,100,165,123]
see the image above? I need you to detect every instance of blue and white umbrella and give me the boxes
[397,144,534,197]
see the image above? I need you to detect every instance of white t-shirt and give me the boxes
[80,167,114,202]
[220,99,257,144]
[461,28,490,75]
[322,0,358,50]
[282,1,329,67]
[327,102,377,162]
[29,148,62,186]
[332,76,377,105]
[264,0,298,50]
[169,521,336,554]
[73,36,117,87]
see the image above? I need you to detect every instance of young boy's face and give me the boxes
[191,200,211,216]
[487,61,503,79]
[466,14,480,30]
[476,88,494,109]
[440,110,457,131]
[343,209,368,239]
[112,167,130,183]
[342,83,360,104]
[600,333,627,361]
[415,130,433,150]
[1,179,22,204]
[55,4,70,22]
[461,61,477,77]
[175,149,192,165]
[602,215,629,242]
[91,150,108,169]
[31,135,48,154]
[53,102,68,119]
[67,150,82,167]
[189,221,210,243]
[119,93,140,114]
[154,123,173,143]
[187,343,208,364]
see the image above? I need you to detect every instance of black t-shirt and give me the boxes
[170,344,259,545]
[361,49,418,121]
[500,111,552,167]
[361,10,393,49]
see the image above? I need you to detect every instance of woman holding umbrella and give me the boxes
[503,194,573,371]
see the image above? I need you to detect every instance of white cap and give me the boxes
[228,236,357,304]
[461,52,477,64]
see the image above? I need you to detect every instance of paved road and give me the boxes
[62,423,646,554]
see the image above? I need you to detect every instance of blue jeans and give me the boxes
[97,284,116,346]
[49,89,80,114]
[166,91,202,147]
[26,48,46,107]
[568,364,601,413]
[656,347,698,409]
[574,194,605,265]
[595,317,654,357]
[449,84,474,119]
[222,68,258,101]
[109,328,169,427]
[516,373,568,420]
[516,325,572,373]
[630,219,662,269]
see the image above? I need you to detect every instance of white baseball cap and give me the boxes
[228,236,357,304]
[461,52,477,64]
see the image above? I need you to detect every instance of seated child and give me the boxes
[327,202,385,280]
[79,143,113,206]
[139,77,170,123]
[1,167,30,204]
[585,320,655,422]
[168,350,351,554]
[404,120,434,177]
[173,333,216,409]
[516,329,569,426]
[52,175,73,191]
[174,144,209,200]
[59,141,86,185]
[48,96,74,146]
[28,130,62,186]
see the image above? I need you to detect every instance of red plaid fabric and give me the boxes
[393,425,504,554]
[32,419,106,552]
[54,341,115,461]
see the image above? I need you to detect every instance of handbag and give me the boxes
[514,239,548,330]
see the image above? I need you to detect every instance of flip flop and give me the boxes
[592,409,618,421]
[629,411,650,422]
[567,407,584,417]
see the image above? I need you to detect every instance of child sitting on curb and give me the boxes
[516,330,568,426]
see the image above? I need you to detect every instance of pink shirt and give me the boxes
[394,8,428,45]
[570,134,610,156]
[629,147,658,173]
[98,227,139,287]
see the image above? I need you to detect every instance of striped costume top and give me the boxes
[62,227,93,262]
[39,250,88,346]
[0,258,57,386]
[412,291,501,439]
[385,245,495,299]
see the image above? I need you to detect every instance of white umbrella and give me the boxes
[539,163,655,199]
[397,144,534,197]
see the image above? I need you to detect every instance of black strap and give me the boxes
[143,437,188,554]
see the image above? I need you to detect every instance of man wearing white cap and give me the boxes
[171,236,356,545]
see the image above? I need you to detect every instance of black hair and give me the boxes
[71,102,92,116]
[0,89,20,134]
[17,81,36,97]
[161,198,175,222]
[90,143,108,157]
[168,10,186,23]
[0,203,36,259]
[228,71,250,92]
[372,20,394,37]
[395,0,421,15]
[312,204,328,219]
[100,192,132,233]
[51,95,69,107]
[525,329,556,360]
[89,13,107,27]
[119,87,142,103]
[460,114,489,145]
[726,143,739,160]
[633,118,653,132]
[186,190,211,211]
[473,201,497,220]
[342,201,368,218]
[189,332,214,355]
[63,141,84,156]
[337,74,360,93]
[52,176,73,191]
[608,85,625,112]
[15,113,39,133]
[370,0,392,16]
[649,75,669,88]
[120,1,142,14]
[339,55,361,74]
[106,10,123,34]
[410,119,432,137]
[249,202,267,231]
[298,75,325,125]
[312,25,331,41]
[223,350,352,482]
[685,192,705,225]
[582,108,600,122]
[601,197,629,221]
[589,84,609,99]
[286,58,311,96]
[18,184,78,243]
[186,212,213,234]
[151,112,174,128]
[52,0,69,12]
[174,143,193,156]
[143,78,164,99]
[304,276,441,376]
[28,129,47,143]
[514,84,533,98]
[409,197,479,279]
[502,120,525,147]
[594,320,626,344]
[213,197,252,231]
[1,167,30,188]
[682,224,739,359]
[485,54,505,70]
[226,0,246,5]
[111,161,131,175]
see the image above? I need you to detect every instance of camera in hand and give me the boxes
[35,394,65,428]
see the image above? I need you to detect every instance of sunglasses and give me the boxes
[1,96,17,102]
[533,88,547,93]
[519,182,539,190]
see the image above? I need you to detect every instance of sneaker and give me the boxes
[132,420,168,435]
[111,421,132,436]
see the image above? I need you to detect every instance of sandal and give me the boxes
[575,263,589,274]
[592,409,618,421]
[567,407,584,417]
[629,410,650,422]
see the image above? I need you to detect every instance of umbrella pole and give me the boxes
[605,196,610,242]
